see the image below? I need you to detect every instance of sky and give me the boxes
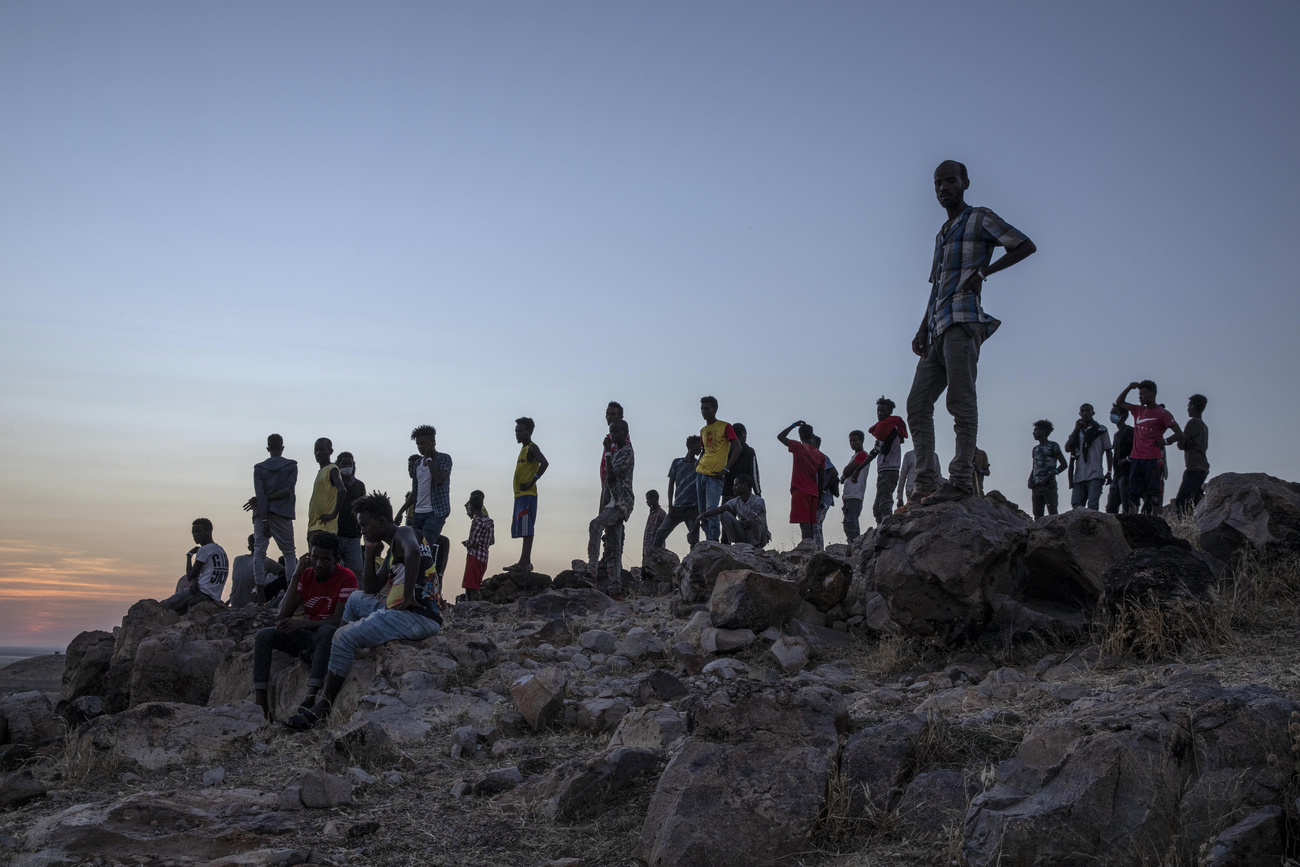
[2,1,1298,648]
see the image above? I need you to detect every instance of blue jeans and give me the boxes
[411,512,446,547]
[842,498,864,541]
[253,515,297,587]
[339,536,363,578]
[327,606,440,677]
[694,474,724,542]
[1071,479,1104,510]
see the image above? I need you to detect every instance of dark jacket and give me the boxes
[254,456,298,519]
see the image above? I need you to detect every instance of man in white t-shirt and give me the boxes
[161,518,229,614]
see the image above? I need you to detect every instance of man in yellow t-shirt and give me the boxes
[695,395,739,543]
[307,437,347,540]
[506,417,548,573]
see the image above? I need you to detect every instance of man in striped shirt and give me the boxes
[906,160,1036,507]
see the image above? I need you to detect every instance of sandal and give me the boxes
[280,706,322,731]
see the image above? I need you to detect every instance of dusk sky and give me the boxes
[3,2,1298,647]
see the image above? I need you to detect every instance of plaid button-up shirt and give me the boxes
[465,513,495,563]
[925,206,1029,342]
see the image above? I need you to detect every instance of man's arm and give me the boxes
[1117,382,1139,409]
[1164,421,1184,447]
[693,501,733,524]
[361,540,386,595]
[723,436,740,473]
[979,237,1036,282]
[1055,446,1069,474]
[431,454,451,485]
[320,467,347,522]
[665,467,676,510]
[752,456,761,496]
[529,444,549,482]
[275,575,304,625]
[777,421,802,447]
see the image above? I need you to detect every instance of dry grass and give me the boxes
[1097,593,1235,662]
[1223,551,1300,629]
[58,727,122,786]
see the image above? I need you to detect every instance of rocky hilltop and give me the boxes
[3,472,1300,866]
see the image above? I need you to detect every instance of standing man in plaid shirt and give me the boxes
[460,490,494,601]
[905,160,1036,506]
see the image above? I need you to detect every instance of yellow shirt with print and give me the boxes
[696,420,734,477]
[514,443,541,497]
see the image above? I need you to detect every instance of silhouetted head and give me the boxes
[191,518,214,545]
[609,419,630,447]
[700,396,718,423]
[605,402,623,425]
[411,425,436,456]
[266,434,284,455]
[314,438,333,465]
[246,533,255,552]
[1033,420,1053,441]
[337,452,355,477]
[465,490,485,517]
[646,490,660,508]
[686,435,702,457]
[353,491,395,541]
[733,423,747,444]
[515,417,535,443]
[1137,380,1158,406]
[733,474,754,498]
[1079,404,1094,424]
[798,423,814,444]
[1189,394,1207,416]
[876,396,895,421]
[934,161,969,210]
[849,430,865,451]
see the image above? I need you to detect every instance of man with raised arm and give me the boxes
[282,491,441,730]
[906,160,1036,507]
[243,434,298,605]
[1116,380,1184,515]
[777,421,825,544]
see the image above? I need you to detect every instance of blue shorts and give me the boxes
[512,495,537,538]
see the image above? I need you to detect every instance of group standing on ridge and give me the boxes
[161,160,1213,729]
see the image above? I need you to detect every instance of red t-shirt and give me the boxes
[787,441,825,497]
[1127,404,1174,461]
[297,566,358,621]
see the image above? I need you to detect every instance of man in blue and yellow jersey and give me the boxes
[695,396,740,543]
[507,417,548,573]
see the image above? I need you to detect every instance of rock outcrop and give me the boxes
[78,701,267,771]
[1021,510,1131,607]
[676,542,790,604]
[1196,472,1300,563]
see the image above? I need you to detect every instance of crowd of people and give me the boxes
[156,159,1212,728]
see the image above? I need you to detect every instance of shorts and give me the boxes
[511,495,537,538]
[463,555,488,590]
[790,490,819,524]
[1129,458,1162,502]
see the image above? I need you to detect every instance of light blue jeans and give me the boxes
[328,596,440,676]
[694,474,724,542]
[253,515,297,587]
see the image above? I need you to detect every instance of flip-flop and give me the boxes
[280,707,321,731]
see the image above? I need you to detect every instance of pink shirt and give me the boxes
[1127,404,1174,461]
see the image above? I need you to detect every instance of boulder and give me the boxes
[104,600,180,711]
[840,714,928,812]
[129,633,233,707]
[635,684,847,866]
[784,618,852,650]
[496,746,663,820]
[0,769,47,809]
[1022,510,1131,607]
[767,637,810,674]
[1203,806,1285,866]
[700,627,757,654]
[896,768,975,830]
[609,706,686,750]
[579,630,618,655]
[78,701,267,771]
[295,769,354,808]
[676,542,790,604]
[575,698,631,733]
[709,570,802,631]
[990,594,1089,638]
[864,495,1031,643]
[473,766,525,795]
[1196,473,1300,562]
[641,547,681,588]
[963,671,1298,866]
[21,788,292,862]
[0,691,59,746]
[518,589,613,619]
[60,630,115,702]
[1116,513,1192,551]
[636,670,688,704]
[616,626,663,660]
[1102,546,1217,609]
[517,619,574,647]
[802,552,852,612]
[480,571,553,604]
[510,668,568,730]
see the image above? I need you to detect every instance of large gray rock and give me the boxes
[1102,546,1217,609]
[60,630,115,702]
[510,668,567,730]
[479,571,552,604]
[295,769,354,808]
[0,769,47,809]
[840,714,927,813]
[896,768,975,830]
[635,684,848,866]
[1197,473,1300,562]
[496,746,663,820]
[963,671,1298,866]
[802,552,852,612]
[1022,510,1131,608]
[641,547,681,588]
[518,589,614,619]
[21,788,292,862]
[708,569,802,631]
[676,542,790,604]
[0,691,59,747]
[129,633,233,707]
[78,701,268,771]
[864,495,1031,643]
[609,706,686,751]
[104,600,180,711]
[1203,806,1285,866]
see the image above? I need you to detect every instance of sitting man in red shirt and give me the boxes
[251,531,357,719]
[1116,380,1184,515]
[778,420,826,543]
